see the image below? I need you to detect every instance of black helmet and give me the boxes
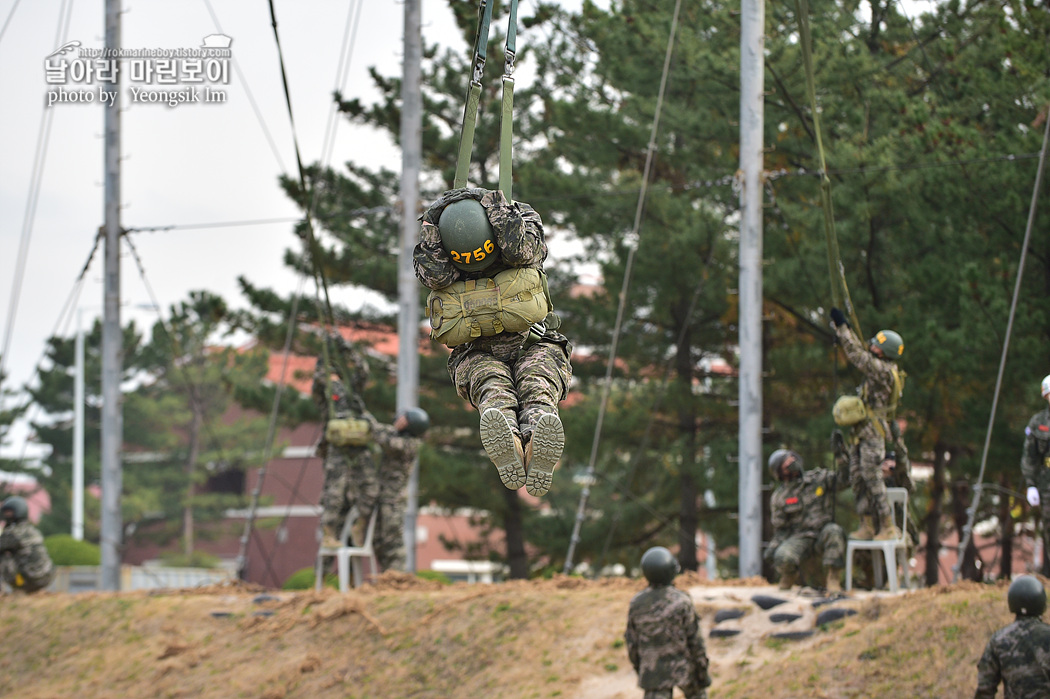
[1,496,29,524]
[640,546,680,586]
[438,199,497,272]
[398,407,430,437]
[1008,575,1047,617]
[768,449,803,481]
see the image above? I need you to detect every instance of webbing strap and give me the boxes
[454,0,494,188]
[499,79,514,198]
[795,0,862,338]
[454,0,519,195]
[454,83,482,188]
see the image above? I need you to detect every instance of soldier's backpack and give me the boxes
[426,267,552,347]
[832,366,905,430]
[832,395,868,426]
[325,417,371,447]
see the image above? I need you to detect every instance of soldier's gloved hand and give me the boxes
[1028,486,1041,507]
[830,307,848,328]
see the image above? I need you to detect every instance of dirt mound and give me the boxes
[3,576,1016,699]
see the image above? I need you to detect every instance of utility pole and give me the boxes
[73,310,85,541]
[737,0,765,578]
[100,0,124,590]
[399,0,423,573]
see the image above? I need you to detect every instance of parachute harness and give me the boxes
[455,0,519,200]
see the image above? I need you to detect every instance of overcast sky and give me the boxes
[0,1,525,460]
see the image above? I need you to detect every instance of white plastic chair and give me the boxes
[315,505,379,592]
[845,487,912,593]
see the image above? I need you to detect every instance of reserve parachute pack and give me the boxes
[426,267,552,347]
[832,366,905,429]
[325,417,371,447]
[832,395,867,426]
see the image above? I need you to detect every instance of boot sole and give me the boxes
[480,408,526,490]
[525,413,564,497]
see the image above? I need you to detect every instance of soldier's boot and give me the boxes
[873,513,902,541]
[777,567,798,591]
[480,408,526,490]
[850,516,876,540]
[524,412,564,497]
[825,567,843,593]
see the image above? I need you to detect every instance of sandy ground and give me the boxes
[572,580,891,698]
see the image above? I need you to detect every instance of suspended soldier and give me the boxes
[830,308,905,541]
[0,496,54,593]
[414,188,572,497]
[765,449,848,592]
[974,575,1050,699]
[625,547,712,699]
[1020,374,1050,577]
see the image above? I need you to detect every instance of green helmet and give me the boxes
[1008,575,1047,617]
[768,449,803,481]
[398,407,430,437]
[640,546,680,586]
[1,496,29,524]
[869,329,904,360]
[438,199,497,272]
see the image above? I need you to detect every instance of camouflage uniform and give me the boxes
[312,342,378,545]
[836,324,895,523]
[414,189,572,470]
[0,520,54,593]
[625,583,711,699]
[1021,407,1050,577]
[974,616,1050,699]
[370,420,421,572]
[767,468,847,579]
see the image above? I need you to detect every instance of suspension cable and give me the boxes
[953,106,1050,582]
[563,0,683,574]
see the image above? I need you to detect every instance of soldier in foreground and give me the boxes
[830,308,905,541]
[974,575,1050,698]
[0,496,54,593]
[625,546,711,699]
[765,449,848,592]
[414,188,572,497]
[1020,374,1050,576]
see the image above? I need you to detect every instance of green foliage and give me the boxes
[415,570,452,585]
[282,567,336,590]
[157,550,222,569]
[236,0,1050,581]
[44,535,101,566]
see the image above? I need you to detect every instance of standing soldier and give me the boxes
[414,188,572,497]
[312,333,377,551]
[625,546,712,699]
[369,408,428,571]
[1021,375,1050,577]
[830,308,904,541]
[974,575,1050,698]
[766,449,848,592]
[0,496,54,593]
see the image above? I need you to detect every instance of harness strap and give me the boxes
[453,0,519,195]
[499,0,519,199]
